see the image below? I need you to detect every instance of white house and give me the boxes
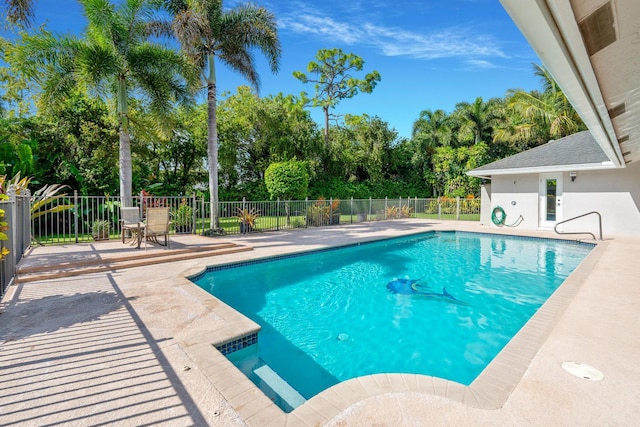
[469,0,640,238]
[468,131,640,237]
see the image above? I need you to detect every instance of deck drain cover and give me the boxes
[561,361,604,381]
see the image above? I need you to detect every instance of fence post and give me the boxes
[350,197,353,224]
[277,198,280,231]
[305,197,308,228]
[384,197,388,220]
[438,196,441,219]
[369,197,372,220]
[7,188,17,261]
[1,190,16,294]
[200,196,205,235]
[456,196,461,221]
[74,190,79,243]
[329,198,333,226]
[191,194,196,234]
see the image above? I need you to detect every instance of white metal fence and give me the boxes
[27,193,480,244]
[1,192,31,296]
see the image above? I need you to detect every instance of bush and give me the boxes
[265,160,309,200]
[173,200,193,233]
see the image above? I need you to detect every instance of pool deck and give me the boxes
[1,219,639,426]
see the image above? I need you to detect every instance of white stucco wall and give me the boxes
[484,161,640,238]
[488,173,540,229]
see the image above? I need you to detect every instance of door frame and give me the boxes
[539,173,563,229]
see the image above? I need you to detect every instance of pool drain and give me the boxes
[337,333,350,341]
[561,361,604,381]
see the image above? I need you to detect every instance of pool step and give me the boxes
[253,364,306,409]
[16,243,253,283]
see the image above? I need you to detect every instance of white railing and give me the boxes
[26,194,480,245]
[1,192,31,296]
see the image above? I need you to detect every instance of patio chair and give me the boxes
[120,207,143,247]
[143,207,170,249]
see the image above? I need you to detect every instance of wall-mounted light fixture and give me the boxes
[570,171,577,182]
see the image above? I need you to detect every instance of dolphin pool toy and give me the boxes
[386,278,424,294]
[386,278,469,305]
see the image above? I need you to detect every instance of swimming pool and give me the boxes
[192,231,593,411]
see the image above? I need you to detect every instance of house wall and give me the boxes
[484,162,640,237]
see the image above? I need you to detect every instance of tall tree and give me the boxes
[293,48,381,147]
[166,0,281,229]
[411,109,452,195]
[330,114,397,182]
[454,97,503,145]
[6,0,195,206]
[502,64,585,146]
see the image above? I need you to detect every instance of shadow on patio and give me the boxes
[0,273,210,426]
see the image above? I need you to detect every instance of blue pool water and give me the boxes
[192,231,593,410]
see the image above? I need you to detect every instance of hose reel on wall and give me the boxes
[491,206,523,227]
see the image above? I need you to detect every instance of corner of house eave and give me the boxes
[499,0,626,168]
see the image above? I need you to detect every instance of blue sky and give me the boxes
[20,0,541,139]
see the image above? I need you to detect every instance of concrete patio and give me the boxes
[1,219,639,426]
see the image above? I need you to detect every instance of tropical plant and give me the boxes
[501,64,586,146]
[91,219,110,240]
[172,199,193,233]
[6,0,196,207]
[30,183,74,220]
[0,191,9,261]
[165,0,281,229]
[454,97,504,145]
[1,172,74,221]
[3,0,35,27]
[293,48,381,147]
[410,109,452,194]
[0,171,30,194]
[305,197,341,226]
[237,207,259,233]
[306,203,329,227]
[385,205,399,218]
[400,205,414,218]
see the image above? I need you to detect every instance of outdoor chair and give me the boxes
[120,207,143,247]
[143,207,170,249]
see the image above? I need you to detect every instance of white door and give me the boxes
[539,173,563,229]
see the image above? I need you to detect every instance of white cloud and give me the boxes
[465,59,498,69]
[279,13,507,61]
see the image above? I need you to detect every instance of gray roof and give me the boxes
[468,131,611,176]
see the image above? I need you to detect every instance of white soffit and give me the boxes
[499,0,628,167]
[467,161,616,179]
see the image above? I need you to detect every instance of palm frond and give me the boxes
[4,0,35,27]
[30,183,74,220]
[221,4,281,73]
[219,45,259,88]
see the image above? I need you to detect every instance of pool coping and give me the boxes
[175,228,606,426]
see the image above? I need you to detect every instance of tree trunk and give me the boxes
[119,127,133,207]
[117,77,132,207]
[206,54,219,229]
[323,105,330,147]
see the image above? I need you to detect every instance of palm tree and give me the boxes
[412,109,452,149]
[165,0,281,229]
[504,64,585,145]
[3,0,35,27]
[454,97,503,145]
[411,109,452,195]
[7,0,195,206]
